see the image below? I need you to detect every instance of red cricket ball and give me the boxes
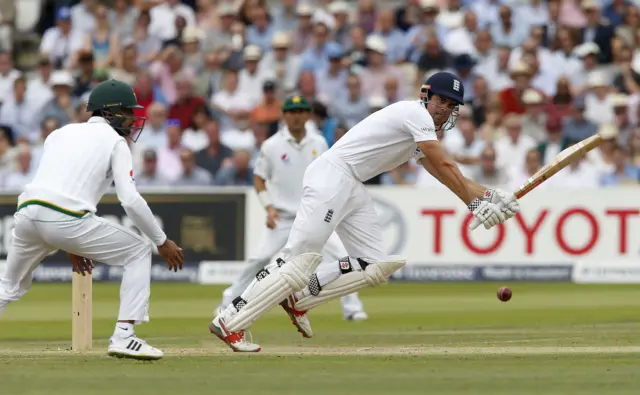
[497,286,512,302]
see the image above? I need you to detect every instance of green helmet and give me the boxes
[87,79,146,141]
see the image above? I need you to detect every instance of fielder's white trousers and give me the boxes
[224,215,364,316]
[0,205,152,324]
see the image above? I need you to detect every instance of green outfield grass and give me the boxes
[1,282,640,395]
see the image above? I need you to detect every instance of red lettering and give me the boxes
[421,209,455,254]
[605,209,640,254]
[514,210,549,255]
[555,208,599,255]
[461,213,505,254]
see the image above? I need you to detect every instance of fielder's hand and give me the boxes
[482,189,520,220]
[468,197,506,230]
[158,239,184,272]
[266,206,280,229]
[68,253,95,276]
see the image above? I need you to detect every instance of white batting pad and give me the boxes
[225,253,322,332]
[295,257,406,311]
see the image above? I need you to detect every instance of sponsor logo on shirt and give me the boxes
[130,170,135,182]
[281,153,289,163]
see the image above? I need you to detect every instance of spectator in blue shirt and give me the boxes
[601,145,640,186]
[299,21,339,74]
[246,6,274,53]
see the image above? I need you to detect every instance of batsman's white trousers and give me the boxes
[224,215,364,316]
[282,153,386,263]
[0,204,152,323]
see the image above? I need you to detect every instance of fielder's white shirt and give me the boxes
[253,127,329,216]
[327,100,437,182]
[19,117,166,245]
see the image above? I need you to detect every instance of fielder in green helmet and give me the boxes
[87,79,147,141]
[0,78,185,361]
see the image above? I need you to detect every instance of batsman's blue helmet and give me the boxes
[420,71,465,131]
[420,71,465,106]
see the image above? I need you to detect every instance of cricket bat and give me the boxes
[469,125,617,230]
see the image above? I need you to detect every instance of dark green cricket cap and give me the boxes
[282,95,311,112]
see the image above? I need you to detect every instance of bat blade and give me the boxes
[468,125,614,231]
[514,133,603,199]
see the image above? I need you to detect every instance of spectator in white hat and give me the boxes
[359,35,406,98]
[260,33,301,96]
[579,0,614,64]
[571,42,607,95]
[291,3,316,54]
[584,71,615,125]
[202,3,236,52]
[328,1,353,48]
[237,45,274,109]
[520,89,548,143]
[38,71,77,128]
[181,26,205,74]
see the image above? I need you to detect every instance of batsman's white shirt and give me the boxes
[0,117,166,323]
[282,100,436,262]
[225,127,363,315]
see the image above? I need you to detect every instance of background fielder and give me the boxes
[217,96,367,326]
[0,80,184,360]
[210,72,521,352]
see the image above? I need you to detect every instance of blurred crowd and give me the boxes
[0,0,638,191]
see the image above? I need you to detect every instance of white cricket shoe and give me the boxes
[280,294,313,338]
[345,311,369,322]
[107,335,163,360]
[209,315,261,352]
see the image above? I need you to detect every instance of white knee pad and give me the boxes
[224,253,322,332]
[294,256,406,312]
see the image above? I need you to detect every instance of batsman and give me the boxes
[210,72,522,351]
[0,79,184,360]
[215,96,367,346]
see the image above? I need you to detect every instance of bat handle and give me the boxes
[468,201,506,230]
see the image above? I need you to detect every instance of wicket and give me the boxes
[71,272,92,351]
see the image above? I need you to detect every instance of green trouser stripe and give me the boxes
[17,200,89,218]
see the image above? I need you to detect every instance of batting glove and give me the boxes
[482,189,520,220]
[468,198,506,230]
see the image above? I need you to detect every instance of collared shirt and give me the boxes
[253,126,329,215]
